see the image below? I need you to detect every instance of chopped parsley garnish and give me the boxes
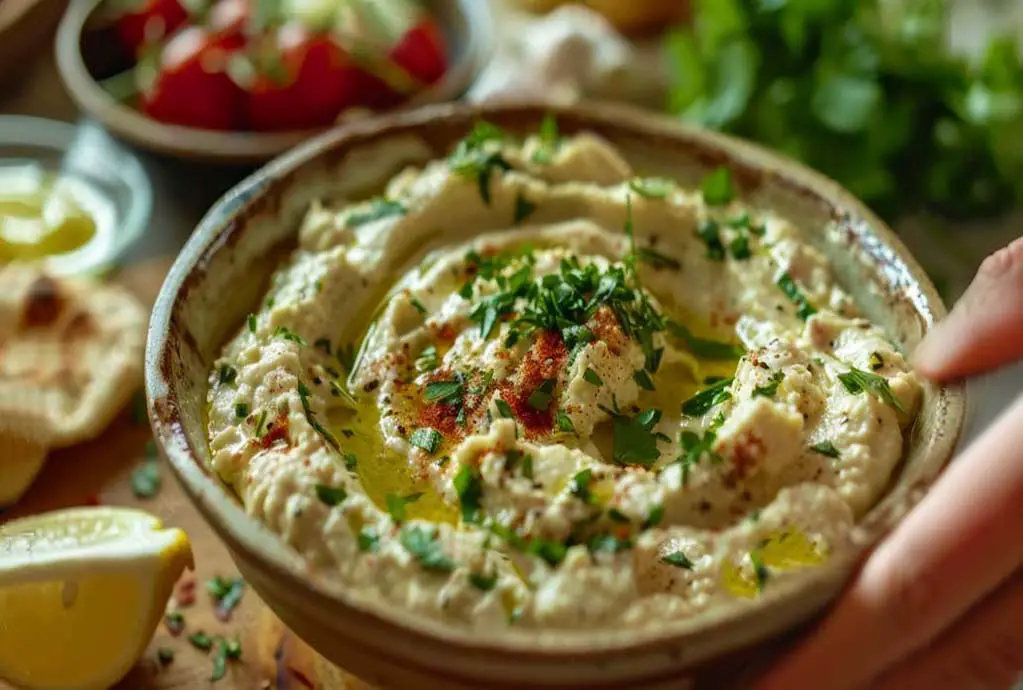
[346,198,406,227]
[697,219,726,260]
[753,371,785,398]
[424,379,463,403]
[701,166,734,206]
[469,262,532,339]
[273,325,306,345]
[869,351,885,371]
[777,272,817,320]
[315,484,347,507]
[157,647,175,664]
[587,533,633,555]
[681,377,734,416]
[298,381,340,451]
[610,408,667,466]
[643,504,664,529]
[583,368,603,386]
[218,364,238,385]
[489,523,567,567]
[811,440,841,458]
[629,177,674,199]
[513,191,537,224]
[494,399,514,418]
[729,230,752,260]
[633,369,656,391]
[469,572,498,591]
[661,550,695,569]
[409,295,427,315]
[532,113,560,164]
[344,452,358,470]
[526,379,556,411]
[385,492,423,522]
[838,366,906,412]
[449,121,512,205]
[357,529,380,552]
[608,508,629,523]
[254,410,268,436]
[638,246,682,270]
[666,321,744,359]
[409,427,443,454]
[130,457,161,499]
[400,525,455,572]
[677,430,721,486]
[751,551,770,591]
[556,410,576,433]
[520,454,534,480]
[453,464,484,523]
[568,468,595,504]
[247,314,257,333]
[188,632,213,651]
[234,402,248,419]
[416,344,439,372]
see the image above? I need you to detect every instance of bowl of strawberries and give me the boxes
[56,0,491,162]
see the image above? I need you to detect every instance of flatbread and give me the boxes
[0,264,147,448]
[0,404,52,506]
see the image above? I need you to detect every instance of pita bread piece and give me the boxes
[0,403,52,506]
[0,264,147,447]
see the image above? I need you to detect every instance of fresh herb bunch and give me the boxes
[666,0,1023,220]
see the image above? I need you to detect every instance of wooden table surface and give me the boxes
[1,4,1022,689]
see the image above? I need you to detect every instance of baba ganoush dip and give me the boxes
[206,119,921,630]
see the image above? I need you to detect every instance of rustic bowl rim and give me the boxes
[146,100,966,659]
[54,0,494,163]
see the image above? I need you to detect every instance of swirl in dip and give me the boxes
[206,121,921,629]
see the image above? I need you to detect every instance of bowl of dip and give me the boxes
[147,101,965,689]
[0,116,152,275]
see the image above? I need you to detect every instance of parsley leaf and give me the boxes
[556,410,576,433]
[385,492,423,522]
[527,379,556,411]
[424,379,463,403]
[701,167,734,205]
[218,364,237,385]
[583,368,603,386]
[513,191,537,224]
[409,427,443,454]
[416,344,439,372]
[777,272,817,320]
[838,366,906,412]
[677,429,721,486]
[681,377,733,416]
[469,572,498,591]
[453,464,484,524]
[347,198,406,227]
[400,525,455,572]
[494,399,514,418]
[661,550,695,569]
[633,369,656,391]
[753,371,785,398]
[629,177,674,199]
[666,320,744,359]
[612,408,665,466]
[811,440,840,458]
[315,484,347,507]
[568,468,595,504]
[697,219,726,260]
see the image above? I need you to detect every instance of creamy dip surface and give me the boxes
[206,121,922,630]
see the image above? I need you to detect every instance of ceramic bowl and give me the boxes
[146,102,966,689]
[55,0,492,163]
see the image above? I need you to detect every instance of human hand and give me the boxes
[756,238,1023,690]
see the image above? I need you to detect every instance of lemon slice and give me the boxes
[0,507,193,690]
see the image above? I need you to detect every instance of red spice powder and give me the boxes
[259,413,290,449]
[589,306,628,356]
[499,330,567,438]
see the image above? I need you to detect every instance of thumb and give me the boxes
[913,237,1023,382]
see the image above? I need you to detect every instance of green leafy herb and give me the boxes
[469,572,498,591]
[386,492,423,522]
[449,121,512,205]
[587,533,633,555]
[189,632,213,651]
[425,379,464,403]
[532,113,560,163]
[611,408,666,466]
[661,550,695,569]
[357,529,380,552]
[629,177,674,199]
[753,371,785,398]
[751,550,769,592]
[273,325,306,345]
[254,410,268,437]
[811,440,841,458]
[729,230,752,260]
[347,198,407,227]
[234,402,248,419]
[681,377,733,416]
[869,351,885,371]
[556,410,576,433]
[513,191,537,224]
[838,366,906,412]
[131,458,161,499]
[344,452,358,470]
[633,369,656,391]
[777,272,816,320]
[521,454,534,480]
[315,484,347,507]
[527,379,556,411]
[416,344,439,372]
[298,381,341,451]
[643,504,665,529]
[701,167,734,206]
[638,246,682,270]
[453,464,483,523]
[157,647,175,664]
[409,427,443,454]
[494,399,514,418]
[677,430,721,486]
[409,295,427,315]
[665,0,1023,220]
[400,525,456,572]
[696,219,726,260]
[247,314,257,333]
[218,364,238,385]
[583,368,603,386]
[568,468,595,504]
[666,320,744,359]
[608,507,630,523]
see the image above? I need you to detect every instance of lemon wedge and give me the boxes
[0,507,193,690]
